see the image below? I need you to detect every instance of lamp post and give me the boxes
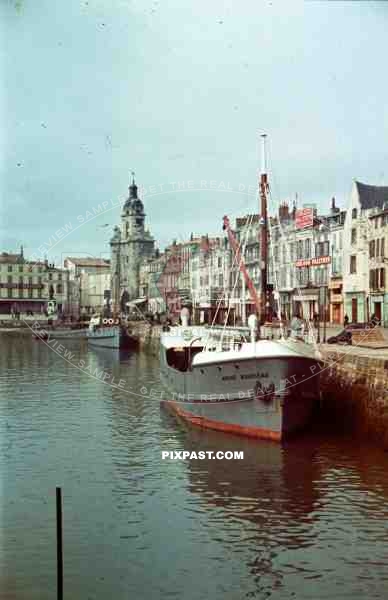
[317,294,321,343]
[323,279,327,343]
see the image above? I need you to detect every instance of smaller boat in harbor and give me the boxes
[86,314,139,350]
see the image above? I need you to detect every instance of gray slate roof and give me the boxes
[356,181,388,210]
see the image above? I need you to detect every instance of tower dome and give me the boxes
[123,171,140,211]
[132,197,144,213]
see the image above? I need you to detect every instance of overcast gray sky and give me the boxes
[1,0,388,264]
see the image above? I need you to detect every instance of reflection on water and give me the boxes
[1,335,388,599]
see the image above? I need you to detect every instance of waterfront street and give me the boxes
[2,334,388,600]
[3,1,388,598]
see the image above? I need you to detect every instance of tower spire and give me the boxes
[129,170,138,199]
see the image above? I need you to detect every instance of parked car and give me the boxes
[327,322,371,345]
[327,328,352,345]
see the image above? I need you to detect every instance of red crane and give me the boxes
[223,134,270,323]
[222,215,261,315]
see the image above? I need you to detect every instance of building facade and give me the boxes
[343,181,388,323]
[368,207,388,326]
[191,236,230,325]
[0,248,70,320]
[64,257,111,317]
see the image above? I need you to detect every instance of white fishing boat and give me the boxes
[160,322,321,441]
[87,314,138,349]
[160,135,322,441]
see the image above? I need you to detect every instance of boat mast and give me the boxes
[259,134,268,324]
[117,239,121,316]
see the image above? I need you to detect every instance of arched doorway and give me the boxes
[121,290,129,314]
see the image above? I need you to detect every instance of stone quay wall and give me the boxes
[320,347,388,448]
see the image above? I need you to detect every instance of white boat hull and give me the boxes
[87,325,140,349]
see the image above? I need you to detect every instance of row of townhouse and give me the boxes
[136,180,388,326]
[0,251,112,321]
[136,202,346,326]
[0,248,70,320]
[267,198,346,324]
[139,236,233,324]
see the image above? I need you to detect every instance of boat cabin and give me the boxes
[160,325,251,373]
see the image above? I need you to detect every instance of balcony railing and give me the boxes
[0,283,44,289]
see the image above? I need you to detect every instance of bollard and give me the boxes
[56,487,63,600]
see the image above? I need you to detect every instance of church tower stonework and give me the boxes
[110,174,155,312]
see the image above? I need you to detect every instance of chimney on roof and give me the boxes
[331,196,340,214]
[278,201,290,222]
[200,235,209,251]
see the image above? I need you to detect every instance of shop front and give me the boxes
[329,278,343,324]
[292,288,319,320]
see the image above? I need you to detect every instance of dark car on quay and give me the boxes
[327,322,376,345]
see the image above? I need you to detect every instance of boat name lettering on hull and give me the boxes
[241,372,269,380]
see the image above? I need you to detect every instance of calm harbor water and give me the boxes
[1,334,388,599]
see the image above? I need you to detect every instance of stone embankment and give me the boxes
[320,344,388,449]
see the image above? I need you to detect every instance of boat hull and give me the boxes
[87,326,138,350]
[160,351,321,441]
[38,328,87,339]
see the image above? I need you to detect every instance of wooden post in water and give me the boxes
[56,487,63,600]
